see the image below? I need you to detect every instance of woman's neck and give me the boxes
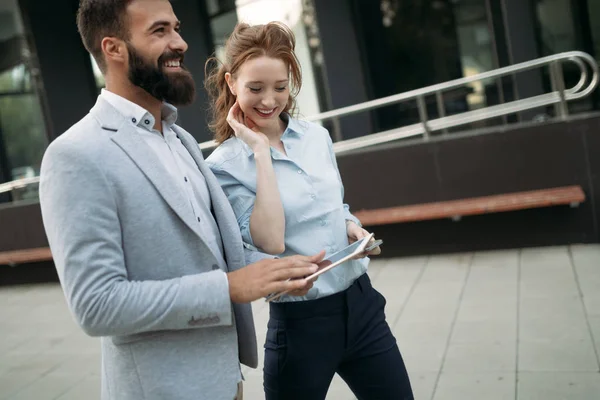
[261,116,287,145]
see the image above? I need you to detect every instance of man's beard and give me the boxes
[126,43,196,106]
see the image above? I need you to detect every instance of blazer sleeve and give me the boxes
[39,141,233,337]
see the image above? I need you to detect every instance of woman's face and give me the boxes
[226,56,290,132]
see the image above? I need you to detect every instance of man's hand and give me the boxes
[227,251,326,303]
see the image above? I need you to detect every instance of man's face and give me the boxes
[124,0,195,105]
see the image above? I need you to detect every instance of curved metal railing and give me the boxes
[198,51,599,154]
[1,52,598,196]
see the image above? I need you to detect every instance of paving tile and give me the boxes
[519,318,593,342]
[443,343,516,372]
[456,298,517,322]
[407,372,437,400]
[518,339,599,372]
[0,370,45,400]
[450,320,517,345]
[54,374,101,400]
[570,245,600,295]
[589,316,600,355]
[517,372,600,400]
[9,371,86,400]
[394,320,454,345]
[433,372,515,400]
[1,246,599,400]
[582,294,600,317]
[519,295,586,320]
[400,342,446,373]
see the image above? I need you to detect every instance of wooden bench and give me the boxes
[353,185,585,227]
[0,247,52,267]
[0,186,586,265]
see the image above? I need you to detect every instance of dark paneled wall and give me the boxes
[337,114,600,256]
[3,115,600,259]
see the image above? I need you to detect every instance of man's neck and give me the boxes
[105,79,163,132]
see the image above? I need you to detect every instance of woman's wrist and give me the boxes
[252,146,272,160]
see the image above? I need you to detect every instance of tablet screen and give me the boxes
[317,237,369,269]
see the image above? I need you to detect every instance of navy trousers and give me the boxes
[263,273,414,400]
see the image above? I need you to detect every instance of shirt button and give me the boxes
[297,170,302,174]
[320,220,326,226]
[131,118,137,123]
[145,119,150,125]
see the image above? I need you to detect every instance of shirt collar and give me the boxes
[100,88,178,132]
[280,113,305,137]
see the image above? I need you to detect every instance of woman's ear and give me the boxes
[225,72,236,96]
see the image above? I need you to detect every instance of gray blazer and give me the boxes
[39,97,265,400]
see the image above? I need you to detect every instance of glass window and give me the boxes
[0,0,49,203]
[534,0,599,114]
[353,0,498,133]
[536,0,577,55]
[587,0,600,64]
[210,9,238,61]
[454,1,496,111]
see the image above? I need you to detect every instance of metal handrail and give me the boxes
[2,53,598,195]
[198,51,599,153]
[0,176,40,195]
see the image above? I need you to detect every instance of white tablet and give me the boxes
[265,233,374,302]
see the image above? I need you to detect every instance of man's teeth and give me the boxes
[257,109,275,115]
[164,60,181,67]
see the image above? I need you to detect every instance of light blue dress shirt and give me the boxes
[206,114,369,302]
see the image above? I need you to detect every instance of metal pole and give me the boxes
[550,61,569,119]
[417,96,430,139]
[435,91,448,135]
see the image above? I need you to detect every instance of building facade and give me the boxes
[0,0,599,204]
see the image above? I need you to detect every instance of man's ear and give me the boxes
[225,72,236,96]
[101,37,127,66]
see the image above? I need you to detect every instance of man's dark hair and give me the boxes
[76,0,135,73]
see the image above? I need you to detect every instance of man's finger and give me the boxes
[281,278,312,293]
[270,264,318,282]
[288,250,325,265]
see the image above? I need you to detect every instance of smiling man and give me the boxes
[38,1,322,399]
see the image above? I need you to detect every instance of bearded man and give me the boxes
[38,1,321,399]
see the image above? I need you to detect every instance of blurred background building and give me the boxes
[1,0,600,261]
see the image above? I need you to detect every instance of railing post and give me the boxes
[550,60,569,119]
[435,91,448,135]
[417,95,430,139]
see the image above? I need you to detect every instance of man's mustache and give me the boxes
[158,51,186,68]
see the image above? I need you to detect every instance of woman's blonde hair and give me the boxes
[205,22,302,144]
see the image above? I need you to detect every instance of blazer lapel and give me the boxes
[174,126,245,270]
[90,98,207,242]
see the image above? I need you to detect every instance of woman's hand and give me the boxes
[346,221,382,257]
[226,102,270,153]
